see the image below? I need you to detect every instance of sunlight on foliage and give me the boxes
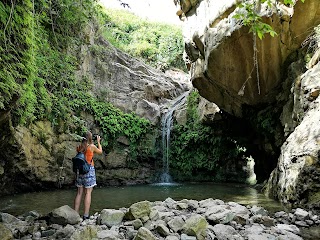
[234,0,305,39]
[101,8,186,71]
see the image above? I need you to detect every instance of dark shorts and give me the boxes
[75,166,97,188]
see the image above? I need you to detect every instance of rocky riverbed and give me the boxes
[0,198,319,240]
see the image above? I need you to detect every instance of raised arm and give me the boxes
[93,135,103,154]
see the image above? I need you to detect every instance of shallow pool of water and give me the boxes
[0,182,286,216]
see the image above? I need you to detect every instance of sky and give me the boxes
[99,0,181,25]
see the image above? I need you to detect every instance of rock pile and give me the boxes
[0,198,319,240]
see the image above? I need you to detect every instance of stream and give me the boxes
[0,182,285,216]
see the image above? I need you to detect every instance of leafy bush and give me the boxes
[101,8,186,71]
[0,0,34,112]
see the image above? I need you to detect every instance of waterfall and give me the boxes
[159,91,190,183]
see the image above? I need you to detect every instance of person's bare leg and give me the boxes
[83,187,93,216]
[74,187,83,213]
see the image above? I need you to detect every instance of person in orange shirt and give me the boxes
[74,131,102,220]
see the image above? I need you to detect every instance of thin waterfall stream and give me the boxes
[159,91,190,183]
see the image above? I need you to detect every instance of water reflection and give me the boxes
[0,183,285,216]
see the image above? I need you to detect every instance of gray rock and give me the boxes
[274,224,300,235]
[0,223,13,240]
[180,233,197,240]
[250,206,268,216]
[41,229,56,237]
[127,201,151,220]
[305,219,314,225]
[242,224,264,236]
[0,213,22,224]
[53,224,75,239]
[132,219,143,230]
[48,205,81,225]
[274,211,287,218]
[246,233,277,240]
[149,210,159,221]
[183,214,208,239]
[164,198,177,209]
[212,224,244,240]
[294,220,309,227]
[165,235,180,240]
[98,209,125,227]
[156,224,170,237]
[133,227,156,240]
[277,231,303,240]
[97,229,120,240]
[294,208,309,220]
[168,216,185,232]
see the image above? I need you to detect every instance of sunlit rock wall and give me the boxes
[265,61,320,207]
[175,0,320,116]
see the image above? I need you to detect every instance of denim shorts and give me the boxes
[75,166,97,188]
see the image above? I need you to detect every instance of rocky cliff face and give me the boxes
[175,0,320,207]
[0,30,191,196]
[77,26,191,125]
[265,61,320,207]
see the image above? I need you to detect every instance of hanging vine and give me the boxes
[234,0,306,96]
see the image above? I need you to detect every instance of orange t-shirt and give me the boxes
[85,147,94,166]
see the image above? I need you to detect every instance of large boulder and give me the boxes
[175,0,320,116]
[48,205,82,225]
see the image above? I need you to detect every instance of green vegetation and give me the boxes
[169,90,248,180]
[101,9,186,71]
[234,0,305,39]
[0,0,151,157]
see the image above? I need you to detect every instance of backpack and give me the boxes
[72,152,92,175]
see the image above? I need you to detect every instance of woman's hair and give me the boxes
[85,131,93,144]
[78,137,87,153]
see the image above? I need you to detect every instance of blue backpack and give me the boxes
[72,152,91,175]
